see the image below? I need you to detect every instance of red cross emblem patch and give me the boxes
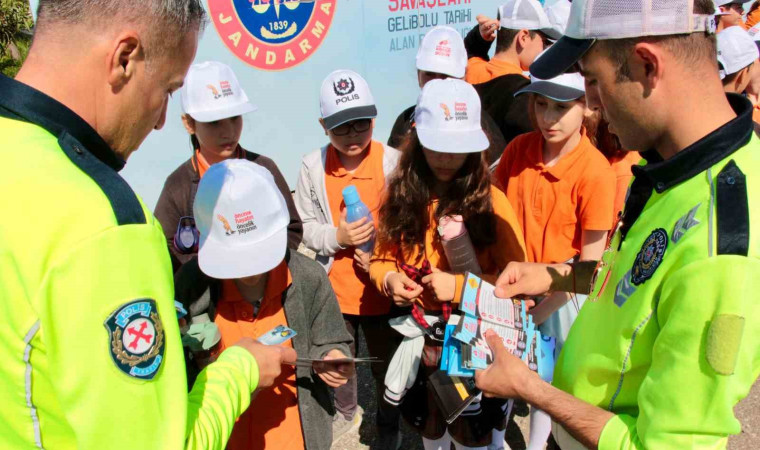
[105,300,165,380]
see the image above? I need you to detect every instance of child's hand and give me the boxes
[421,268,456,302]
[477,14,499,42]
[385,272,424,307]
[353,248,371,273]
[314,349,354,388]
[336,208,374,248]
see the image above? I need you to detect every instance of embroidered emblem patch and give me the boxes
[104,300,165,380]
[631,229,668,286]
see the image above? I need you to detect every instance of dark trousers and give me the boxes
[334,313,402,433]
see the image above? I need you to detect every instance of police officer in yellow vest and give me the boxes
[0,1,296,449]
[474,1,760,449]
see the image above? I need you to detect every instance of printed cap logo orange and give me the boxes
[217,214,236,235]
[440,103,452,121]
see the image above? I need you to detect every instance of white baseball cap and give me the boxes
[515,50,585,101]
[498,0,554,33]
[416,26,467,78]
[194,160,289,279]
[414,78,489,154]
[531,0,715,80]
[319,70,377,130]
[181,61,257,123]
[544,0,572,40]
[717,26,760,79]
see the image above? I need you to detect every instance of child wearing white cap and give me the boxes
[718,26,760,93]
[293,69,404,447]
[463,1,559,149]
[174,159,353,450]
[493,62,616,450]
[464,0,555,85]
[387,26,507,165]
[154,61,302,272]
[715,1,747,32]
[371,78,527,450]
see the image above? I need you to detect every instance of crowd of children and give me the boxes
[153,1,760,449]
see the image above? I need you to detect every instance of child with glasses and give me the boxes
[293,70,404,448]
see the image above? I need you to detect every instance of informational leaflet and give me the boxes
[434,273,557,424]
[450,273,546,372]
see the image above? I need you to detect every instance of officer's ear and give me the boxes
[318,118,328,136]
[107,31,143,88]
[182,114,197,135]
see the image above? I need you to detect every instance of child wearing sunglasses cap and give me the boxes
[154,61,303,272]
[293,69,404,446]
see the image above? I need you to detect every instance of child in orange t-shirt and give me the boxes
[494,66,615,450]
[175,160,354,450]
[293,70,403,447]
[371,79,526,450]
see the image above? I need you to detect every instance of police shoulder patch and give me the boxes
[631,228,668,286]
[104,299,165,380]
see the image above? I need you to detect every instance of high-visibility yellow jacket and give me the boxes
[0,74,259,450]
[553,95,760,449]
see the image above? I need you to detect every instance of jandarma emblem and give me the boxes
[209,0,337,71]
[104,300,165,380]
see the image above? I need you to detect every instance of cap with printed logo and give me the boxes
[530,0,715,80]
[194,159,289,279]
[498,0,554,34]
[717,26,760,79]
[414,78,489,154]
[320,70,377,130]
[515,51,586,102]
[416,26,468,78]
[181,61,257,123]
[544,0,572,40]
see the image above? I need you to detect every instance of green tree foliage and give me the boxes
[0,0,34,77]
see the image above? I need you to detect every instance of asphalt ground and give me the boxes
[331,329,759,450]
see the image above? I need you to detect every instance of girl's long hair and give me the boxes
[377,129,496,260]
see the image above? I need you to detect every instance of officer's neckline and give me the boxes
[633,94,753,194]
[0,74,125,172]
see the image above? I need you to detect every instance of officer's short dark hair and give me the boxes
[36,0,207,59]
[597,0,717,81]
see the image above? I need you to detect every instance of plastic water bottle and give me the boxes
[342,185,375,253]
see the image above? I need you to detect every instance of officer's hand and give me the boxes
[314,349,355,388]
[494,262,558,299]
[477,14,499,41]
[385,272,424,307]
[474,330,535,399]
[336,208,374,248]
[234,338,297,388]
[421,268,456,302]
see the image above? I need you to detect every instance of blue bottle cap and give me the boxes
[342,185,361,205]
